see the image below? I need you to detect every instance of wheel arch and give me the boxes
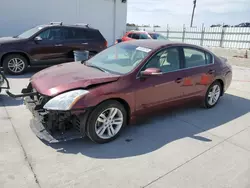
[215,79,225,96]
[1,51,31,66]
[95,98,131,124]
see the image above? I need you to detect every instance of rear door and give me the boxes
[180,47,216,98]
[65,28,106,54]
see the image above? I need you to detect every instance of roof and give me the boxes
[124,40,182,49]
[127,30,148,34]
[123,39,212,53]
[37,23,96,30]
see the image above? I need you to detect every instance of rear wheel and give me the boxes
[3,54,28,75]
[202,81,222,108]
[86,100,127,144]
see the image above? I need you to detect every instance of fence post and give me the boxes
[166,24,169,39]
[220,27,225,47]
[200,23,205,46]
[182,24,186,42]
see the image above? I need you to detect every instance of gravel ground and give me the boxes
[206,47,250,68]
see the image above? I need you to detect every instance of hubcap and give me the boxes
[95,108,123,139]
[8,58,25,73]
[207,84,221,106]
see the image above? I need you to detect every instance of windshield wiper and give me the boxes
[85,63,106,72]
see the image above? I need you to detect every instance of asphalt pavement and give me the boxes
[0,65,250,188]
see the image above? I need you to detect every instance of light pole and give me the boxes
[190,0,197,27]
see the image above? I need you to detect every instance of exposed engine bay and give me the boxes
[7,83,88,143]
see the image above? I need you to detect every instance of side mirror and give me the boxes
[140,68,162,77]
[34,36,42,42]
[115,39,122,44]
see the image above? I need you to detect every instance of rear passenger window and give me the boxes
[205,52,213,64]
[72,28,87,39]
[184,48,207,68]
[85,30,103,39]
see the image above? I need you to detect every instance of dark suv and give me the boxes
[0,22,108,75]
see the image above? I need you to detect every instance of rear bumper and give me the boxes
[224,71,232,92]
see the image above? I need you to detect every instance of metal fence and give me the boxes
[126,25,250,49]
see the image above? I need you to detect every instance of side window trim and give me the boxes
[136,46,183,79]
[181,46,215,69]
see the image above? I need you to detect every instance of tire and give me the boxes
[3,54,28,75]
[86,100,127,144]
[202,81,222,108]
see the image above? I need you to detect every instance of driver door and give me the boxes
[134,47,185,112]
[29,27,69,65]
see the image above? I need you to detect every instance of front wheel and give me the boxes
[202,81,222,108]
[86,100,127,144]
[3,54,28,75]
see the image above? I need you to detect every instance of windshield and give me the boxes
[18,26,43,38]
[86,42,152,75]
[149,33,168,40]
[140,33,152,39]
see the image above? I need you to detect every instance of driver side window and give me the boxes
[37,28,65,40]
[143,47,181,73]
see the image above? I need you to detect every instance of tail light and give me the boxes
[104,40,108,47]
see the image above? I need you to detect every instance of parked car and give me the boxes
[7,40,232,144]
[0,22,108,75]
[116,30,152,43]
[148,32,169,40]
[0,71,10,93]
[115,31,168,44]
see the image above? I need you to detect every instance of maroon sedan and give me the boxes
[7,40,232,144]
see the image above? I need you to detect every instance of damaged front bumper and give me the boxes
[6,84,89,143]
[0,71,10,91]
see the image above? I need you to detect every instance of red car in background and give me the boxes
[116,30,152,43]
[116,31,168,44]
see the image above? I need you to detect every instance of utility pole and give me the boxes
[113,0,117,45]
[190,0,197,27]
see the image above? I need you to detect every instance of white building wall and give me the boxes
[0,0,127,46]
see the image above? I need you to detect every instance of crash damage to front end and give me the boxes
[6,62,121,143]
[6,83,91,143]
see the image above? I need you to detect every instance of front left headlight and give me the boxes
[43,89,89,111]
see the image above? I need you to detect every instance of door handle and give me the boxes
[55,44,63,46]
[208,69,215,74]
[82,43,88,45]
[175,78,183,83]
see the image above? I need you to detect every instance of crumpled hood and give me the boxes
[31,62,120,96]
[0,37,26,44]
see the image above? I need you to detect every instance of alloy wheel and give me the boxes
[207,84,221,106]
[95,107,123,139]
[8,58,25,73]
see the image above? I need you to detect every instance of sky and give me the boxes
[127,0,250,27]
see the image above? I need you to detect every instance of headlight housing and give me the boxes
[43,89,89,111]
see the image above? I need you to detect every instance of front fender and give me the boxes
[71,89,135,116]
